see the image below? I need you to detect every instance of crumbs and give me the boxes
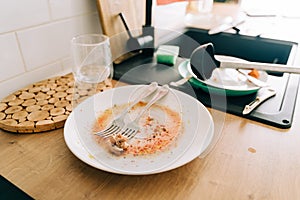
[248,147,256,153]
[94,101,182,157]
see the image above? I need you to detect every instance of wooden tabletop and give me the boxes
[2,4,300,199]
[1,77,300,199]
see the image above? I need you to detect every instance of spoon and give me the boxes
[190,43,300,81]
[236,69,269,88]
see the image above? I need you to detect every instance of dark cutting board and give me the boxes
[113,53,299,129]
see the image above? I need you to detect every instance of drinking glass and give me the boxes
[71,34,113,106]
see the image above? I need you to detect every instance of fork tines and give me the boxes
[97,123,121,137]
[97,126,136,139]
[95,83,169,141]
[95,82,159,138]
[121,128,137,139]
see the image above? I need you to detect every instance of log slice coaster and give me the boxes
[0,73,112,133]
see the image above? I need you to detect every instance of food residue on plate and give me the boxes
[107,133,129,153]
[248,69,260,79]
[209,68,262,88]
[93,102,182,157]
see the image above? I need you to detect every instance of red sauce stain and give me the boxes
[94,101,182,156]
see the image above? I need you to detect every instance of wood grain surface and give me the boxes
[97,0,146,63]
[1,79,300,200]
[0,74,112,133]
[1,95,300,199]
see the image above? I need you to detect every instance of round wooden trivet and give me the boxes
[0,73,112,133]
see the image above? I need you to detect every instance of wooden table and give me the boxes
[2,4,300,198]
[1,77,300,200]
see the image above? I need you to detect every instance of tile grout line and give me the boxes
[0,11,98,36]
[14,32,28,72]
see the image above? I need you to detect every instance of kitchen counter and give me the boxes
[1,3,300,200]
[1,78,300,199]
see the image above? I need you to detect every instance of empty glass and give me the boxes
[71,34,113,106]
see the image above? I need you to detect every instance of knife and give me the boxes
[242,87,276,115]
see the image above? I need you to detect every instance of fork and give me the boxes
[121,84,170,139]
[96,82,158,138]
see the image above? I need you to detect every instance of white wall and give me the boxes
[0,0,102,99]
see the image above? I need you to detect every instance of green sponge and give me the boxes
[156,45,180,65]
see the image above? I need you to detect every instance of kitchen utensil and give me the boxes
[190,43,300,80]
[243,87,276,115]
[97,0,145,63]
[237,69,269,88]
[96,82,158,138]
[121,84,169,139]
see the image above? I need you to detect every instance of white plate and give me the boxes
[179,55,268,96]
[190,55,268,90]
[64,85,214,175]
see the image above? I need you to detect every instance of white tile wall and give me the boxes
[0,33,25,81]
[17,13,101,70]
[0,0,102,99]
[0,0,50,33]
[0,62,64,100]
[49,0,97,20]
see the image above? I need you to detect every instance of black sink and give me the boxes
[114,28,299,128]
[163,28,297,76]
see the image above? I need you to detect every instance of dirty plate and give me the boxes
[178,55,268,96]
[64,85,214,175]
